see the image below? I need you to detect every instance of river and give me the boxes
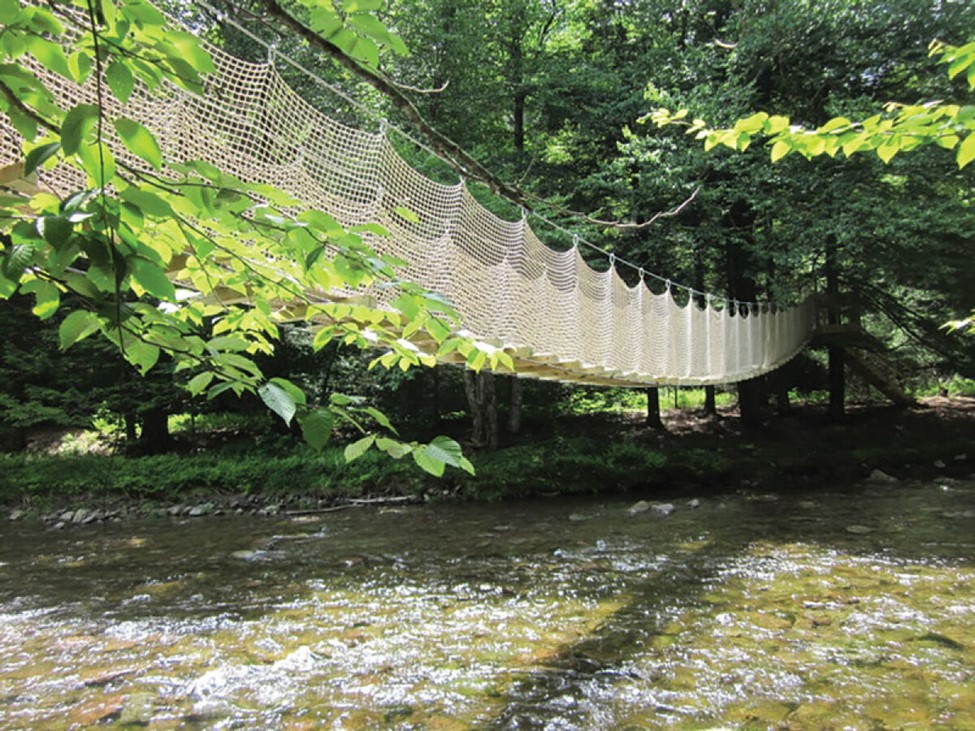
[1,478,974,729]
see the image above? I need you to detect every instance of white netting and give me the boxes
[0,2,815,387]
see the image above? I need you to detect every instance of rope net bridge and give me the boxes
[0,3,816,388]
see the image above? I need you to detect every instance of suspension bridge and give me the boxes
[0,2,822,389]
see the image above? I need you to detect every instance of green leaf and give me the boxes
[122,0,167,27]
[114,118,162,169]
[0,270,16,298]
[7,105,37,141]
[376,436,412,459]
[733,112,768,135]
[764,115,790,135]
[24,279,59,319]
[269,376,307,406]
[300,409,334,451]
[329,392,363,407]
[36,215,73,246]
[27,36,72,79]
[393,205,420,224]
[816,116,852,134]
[68,51,92,84]
[877,141,899,164]
[24,141,60,176]
[259,381,297,426]
[309,6,342,36]
[105,60,135,103]
[58,309,100,349]
[77,141,116,184]
[0,0,22,24]
[363,405,396,433]
[165,31,215,75]
[344,434,375,462]
[1,243,33,284]
[958,133,975,169]
[343,0,383,11]
[119,187,173,217]
[412,445,445,477]
[425,435,465,468]
[125,338,160,375]
[770,139,791,163]
[186,371,214,396]
[60,104,99,155]
[130,257,176,300]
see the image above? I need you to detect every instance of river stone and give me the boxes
[60,510,75,523]
[8,509,24,521]
[72,509,89,524]
[118,692,154,726]
[934,459,947,469]
[629,500,651,514]
[866,469,898,484]
[188,503,215,518]
[652,502,676,517]
[688,498,701,509]
[846,524,874,534]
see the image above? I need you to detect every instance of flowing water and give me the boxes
[1,478,974,730]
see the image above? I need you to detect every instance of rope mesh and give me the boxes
[0,2,816,387]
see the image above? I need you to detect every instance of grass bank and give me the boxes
[2,397,974,517]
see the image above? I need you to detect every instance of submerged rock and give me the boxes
[845,524,874,534]
[866,469,899,485]
[651,502,676,517]
[628,501,650,514]
[688,498,701,509]
[934,459,947,469]
[188,503,215,518]
[8,508,24,521]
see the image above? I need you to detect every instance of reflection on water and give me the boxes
[1,479,974,729]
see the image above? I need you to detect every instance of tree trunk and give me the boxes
[824,235,845,420]
[124,412,137,442]
[508,376,523,434]
[645,387,663,429]
[431,366,442,427]
[464,370,498,449]
[737,376,768,429]
[141,407,170,454]
[723,201,768,428]
[774,369,791,415]
[828,346,846,419]
[703,385,717,417]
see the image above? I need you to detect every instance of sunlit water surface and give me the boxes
[1,479,974,729]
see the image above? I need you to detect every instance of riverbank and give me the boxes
[3,396,974,524]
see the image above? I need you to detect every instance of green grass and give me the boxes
[0,446,423,504]
[0,436,674,507]
[561,386,738,416]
